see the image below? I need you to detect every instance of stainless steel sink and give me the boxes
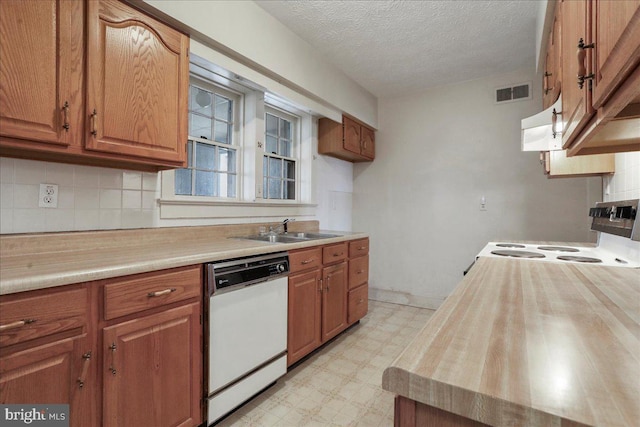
[237,232,341,244]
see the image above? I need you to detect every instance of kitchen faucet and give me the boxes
[269,218,294,234]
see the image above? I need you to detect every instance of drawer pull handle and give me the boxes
[147,288,176,297]
[301,259,314,265]
[0,318,36,332]
[358,246,366,250]
[357,270,364,274]
[333,252,344,257]
[358,298,364,304]
[77,352,92,389]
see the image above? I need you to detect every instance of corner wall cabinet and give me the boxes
[0,265,203,427]
[287,239,369,366]
[0,0,189,171]
[319,116,376,162]
[557,0,640,156]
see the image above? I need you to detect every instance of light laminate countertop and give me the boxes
[0,223,367,295]
[382,256,640,426]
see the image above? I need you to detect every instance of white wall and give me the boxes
[142,0,377,128]
[353,68,602,309]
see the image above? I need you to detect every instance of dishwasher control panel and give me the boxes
[206,252,289,295]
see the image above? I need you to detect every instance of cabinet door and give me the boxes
[0,336,93,427]
[542,3,561,110]
[591,0,640,108]
[360,125,375,159]
[0,0,82,147]
[321,262,348,342]
[343,116,362,155]
[102,303,201,427]
[561,0,594,148]
[287,270,322,366]
[86,0,188,165]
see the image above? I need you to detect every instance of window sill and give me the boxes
[158,198,317,219]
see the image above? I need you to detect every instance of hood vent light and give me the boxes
[521,96,564,151]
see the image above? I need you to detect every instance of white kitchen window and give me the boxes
[174,80,240,198]
[263,108,298,200]
[159,56,316,220]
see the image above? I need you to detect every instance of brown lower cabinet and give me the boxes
[0,265,203,427]
[288,239,369,366]
[394,396,490,427]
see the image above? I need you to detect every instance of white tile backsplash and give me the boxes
[0,158,159,234]
[604,152,640,202]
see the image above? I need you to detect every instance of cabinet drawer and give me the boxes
[289,247,323,274]
[103,265,201,321]
[349,255,369,290]
[348,285,368,324]
[0,286,87,347]
[322,242,348,265]
[349,238,369,258]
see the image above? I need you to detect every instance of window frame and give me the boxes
[169,76,243,202]
[262,105,300,202]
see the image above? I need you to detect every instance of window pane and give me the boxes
[266,113,278,136]
[218,148,236,172]
[214,95,232,121]
[263,177,268,197]
[186,140,193,166]
[269,157,282,178]
[218,173,236,198]
[191,86,213,116]
[284,160,295,179]
[280,119,291,139]
[189,113,212,140]
[175,169,192,195]
[214,120,230,144]
[268,178,281,199]
[266,135,278,154]
[195,170,216,196]
[195,142,215,170]
[280,139,291,157]
[285,180,295,200]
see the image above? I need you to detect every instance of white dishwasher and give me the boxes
[205,252,289,425]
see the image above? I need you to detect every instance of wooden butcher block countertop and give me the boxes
[382,256,640,426]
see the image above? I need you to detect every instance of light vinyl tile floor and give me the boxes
[217,300,434,427]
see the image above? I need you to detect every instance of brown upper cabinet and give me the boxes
[0,0,189,171]
[319,116,375,162]
[558,0,640,156]
[542,2,561,110]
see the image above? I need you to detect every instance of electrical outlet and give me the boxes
[39,183,59,208]
[480,195,487,211]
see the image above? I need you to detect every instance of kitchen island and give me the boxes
[382,256,640,426]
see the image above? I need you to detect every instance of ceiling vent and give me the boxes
[495,82,531,104]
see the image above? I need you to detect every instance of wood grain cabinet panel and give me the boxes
[0,0,83,147]
[86,0,189,165]
[287,269,322,366]
[318,116,375,162]
[321,261,348,342]
[289,247,323,274]
[103,265,201,320]
[322,242,348,265]
[348,255,369,290]
[102,303,201,427]
[0,284,94,427]
[348,285,368,324]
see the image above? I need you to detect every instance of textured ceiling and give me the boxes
[256,0,539,98]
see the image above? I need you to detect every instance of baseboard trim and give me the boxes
[369,287,443,311]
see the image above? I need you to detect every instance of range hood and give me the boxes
[521,97,563,151]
